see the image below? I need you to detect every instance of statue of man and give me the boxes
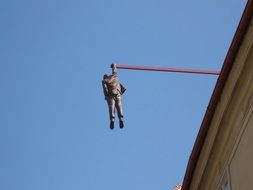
[102,64,126,129]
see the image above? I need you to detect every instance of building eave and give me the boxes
[181,1,253,189]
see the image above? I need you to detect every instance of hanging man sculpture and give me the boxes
[102,64,126,129]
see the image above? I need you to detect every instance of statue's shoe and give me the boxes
[110,121,114,130]
[119,120,124,129]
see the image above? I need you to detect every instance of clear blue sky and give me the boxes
[0,0,247,190]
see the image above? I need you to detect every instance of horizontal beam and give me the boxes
[115,64,220,75]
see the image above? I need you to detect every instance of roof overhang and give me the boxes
[181,1,253,189]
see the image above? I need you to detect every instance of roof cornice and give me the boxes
[182,1,253,189]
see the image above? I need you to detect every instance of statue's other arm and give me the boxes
[102,80,109,99]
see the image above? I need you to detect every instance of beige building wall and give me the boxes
[188,16,253,190]
[230,110,253,190]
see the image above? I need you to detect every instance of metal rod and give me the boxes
[115,64,220,75]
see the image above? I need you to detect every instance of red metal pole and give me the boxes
[115,64,220,75]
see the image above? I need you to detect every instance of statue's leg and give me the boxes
[107,97,115,129]
[115,96,124,119]
[115,96,124,128]
[107,96,115,121]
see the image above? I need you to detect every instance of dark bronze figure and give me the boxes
[102,64,126,129]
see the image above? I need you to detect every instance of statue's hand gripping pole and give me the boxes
[110,63,117,74]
